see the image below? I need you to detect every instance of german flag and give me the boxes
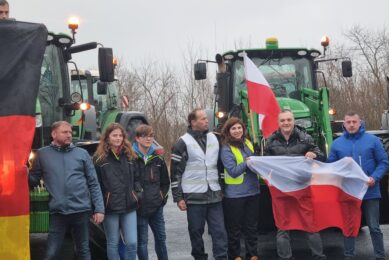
[0,21,47,259]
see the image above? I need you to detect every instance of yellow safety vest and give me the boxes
[224,139,254,185]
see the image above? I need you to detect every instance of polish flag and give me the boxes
[243,54,280,138]
[247,156,369,237]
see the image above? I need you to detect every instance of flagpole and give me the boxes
[249,110,258,145]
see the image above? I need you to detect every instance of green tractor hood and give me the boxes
[277,97,310,119]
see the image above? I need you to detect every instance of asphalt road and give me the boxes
[31,196,389,259]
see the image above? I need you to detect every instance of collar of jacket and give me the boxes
[50,143,75,152]
[132,142,157,163]
[274,126,304,142]
[187,127,208,138]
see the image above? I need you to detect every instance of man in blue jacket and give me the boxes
[29,121,105,260]
[328,111,389,260]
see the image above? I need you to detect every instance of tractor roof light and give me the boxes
[266,36,278,49]
[68,16,80,43]
[321,35,330,48]
[113,58,118,66]
[68,17,79,30]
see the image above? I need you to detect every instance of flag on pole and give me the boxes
[247,156,369,237]
[243,53,280,138]
[0,21,47,260]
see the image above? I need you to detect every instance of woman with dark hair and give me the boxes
[220,117,260,260]
[94,123,141,260]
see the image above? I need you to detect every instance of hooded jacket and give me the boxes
[327,123,389,199]
[133,143,170,217]
[29,143,104,215]
[94,150,141,214]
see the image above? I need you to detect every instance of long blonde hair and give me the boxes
[94,123,136,163]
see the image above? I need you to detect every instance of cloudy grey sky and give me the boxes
[11,0,389,70]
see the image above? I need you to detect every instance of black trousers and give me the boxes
[223,194,260,260]
[187,202,228,260]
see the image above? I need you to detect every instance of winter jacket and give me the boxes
[327,123,389,199]
[221,140,260,198]
[170,128,223,204]
[133,143,170,217]
[94,150,141,214]
[29,143,104,215]
[265,126,325,161]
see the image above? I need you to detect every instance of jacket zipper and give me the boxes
[150,167,154,181]
[105,192,111,207]
[131,190,138,203]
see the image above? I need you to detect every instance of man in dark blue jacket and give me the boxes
[29,121,104,260]
[328,111,389,260]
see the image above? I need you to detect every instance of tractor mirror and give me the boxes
[98,48,115,82]
[97,81,108,95]
[342,60,352,78]
[194,63,207,80]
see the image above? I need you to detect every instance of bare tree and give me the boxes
[181,42,214,115]
[114,59,141,111]
[321,26,389,129]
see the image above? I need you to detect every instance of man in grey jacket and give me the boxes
[171,108,228,260]
[29,121,104,260]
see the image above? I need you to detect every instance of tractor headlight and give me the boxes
[295,118,312,129]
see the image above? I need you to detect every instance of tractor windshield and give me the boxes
[232,56,314,104]
[93,80,118,111]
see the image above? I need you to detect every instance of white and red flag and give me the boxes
[247,156,369,237]
[243,54,281,138]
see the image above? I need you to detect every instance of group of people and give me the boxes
[171,108,388,260]
[29,122,170,260]
[29,107,388,260]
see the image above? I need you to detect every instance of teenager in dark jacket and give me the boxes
[265,110,327,260]
[133,124,170,260]
[94,123,141,260]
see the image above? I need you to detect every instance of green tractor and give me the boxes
[194,36,389,229]
[69,69,156,144]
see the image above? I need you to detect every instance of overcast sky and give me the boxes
[11,0,389,70]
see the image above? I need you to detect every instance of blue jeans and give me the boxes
[103,211,137,260]
[45,211,91,260]
[344,199,385,259]
[137,206,168,260]
[186,202,228,260]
